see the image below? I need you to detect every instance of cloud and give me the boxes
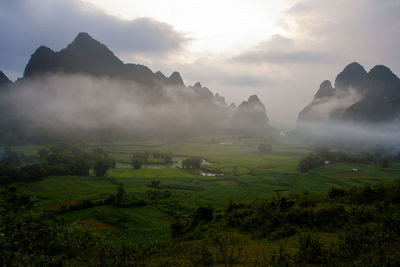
[231,34,332,65]
[233,50,331,65]
[153,56,271,91]
[0,0,189,76]
[296,121,400,154]
[299,88,362,122]
[279,0,400,72]
[1,73,232,139]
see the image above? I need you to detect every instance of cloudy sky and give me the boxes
[1,0,399,128]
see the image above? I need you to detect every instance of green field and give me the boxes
[13,135,400,244]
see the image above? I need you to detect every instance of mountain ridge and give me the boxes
[298,62,400,125]
[0,32,271,141]
[0,71,12,88]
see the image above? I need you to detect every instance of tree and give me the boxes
[130,156,143,169]
[182,158,201,169]
[2,147,22,166]
[192,205,214,226]
[93,157,112,177]
[0,162,19,185]
[70,154,91,175]
[380,157,389,168]
[298,153,324,173]
[191,158,201,169]
[19,163,48,182]
[182,158,190,169]
[37,148,49,160]
[115,184,125,207]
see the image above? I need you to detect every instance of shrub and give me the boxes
[295,232,327,264]
[192,206,214,226]
[93,157,113,177]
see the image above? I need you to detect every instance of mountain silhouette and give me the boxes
[230,95,270,134]
[298,62,400,124]
[0,32,271,141]
[24,32,183,88]
[0,71,12,88]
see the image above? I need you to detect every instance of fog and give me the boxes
[0,74,232,141]
[296,85,400,154]
[296,120,400,154]
[299,88,362,122]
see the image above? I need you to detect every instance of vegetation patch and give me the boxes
[335,171,366,177]
[82,218,118,231]
[217,180,239,186]
[43,200,79,211]
[257,165,274,169]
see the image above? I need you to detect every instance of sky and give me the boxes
[1,0,400,129]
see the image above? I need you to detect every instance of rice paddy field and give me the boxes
[12,135,400,244]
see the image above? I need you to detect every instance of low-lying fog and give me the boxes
[296,121,400,154]
[1,74,231,139]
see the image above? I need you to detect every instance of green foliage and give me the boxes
[93,156,114,177]
[0,186,164,266]
[295,232,327,264]
[299,147,394,173]
[37,148,50,160]
[171,220,185,238]
[1,147,37,166]
[0,161,48,184]
[0,162,19,185]
[130,153,144,169]
[211,234,242,265]
[269,246,292,266]
[0,186,94,265]
[150,180,161,190]
[380,157,390,168]
[19,163,48,182]
[192,205,214,226]
[223,182,400,245]
[182,157,201,169]
[2,179,400,265]
[298,153,324,173]
[190,244,214,266]
[116,184,125,207]
[42,145,93,176]
[3,140,400,265]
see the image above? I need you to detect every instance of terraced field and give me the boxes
[13,135,400,243]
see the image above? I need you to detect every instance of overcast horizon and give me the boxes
[1,0,400,129]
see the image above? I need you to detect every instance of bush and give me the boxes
[130,156,143,169]
[295,232,327,264]
[19,163,48,182]
[192,206,214,226]
[270,224,297,240]
[190,244,214,266]
[298,153,324,173]
[93,157,113,177]
[171,221,185,238]
[328,187,346,199]
[0,162,19,185]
